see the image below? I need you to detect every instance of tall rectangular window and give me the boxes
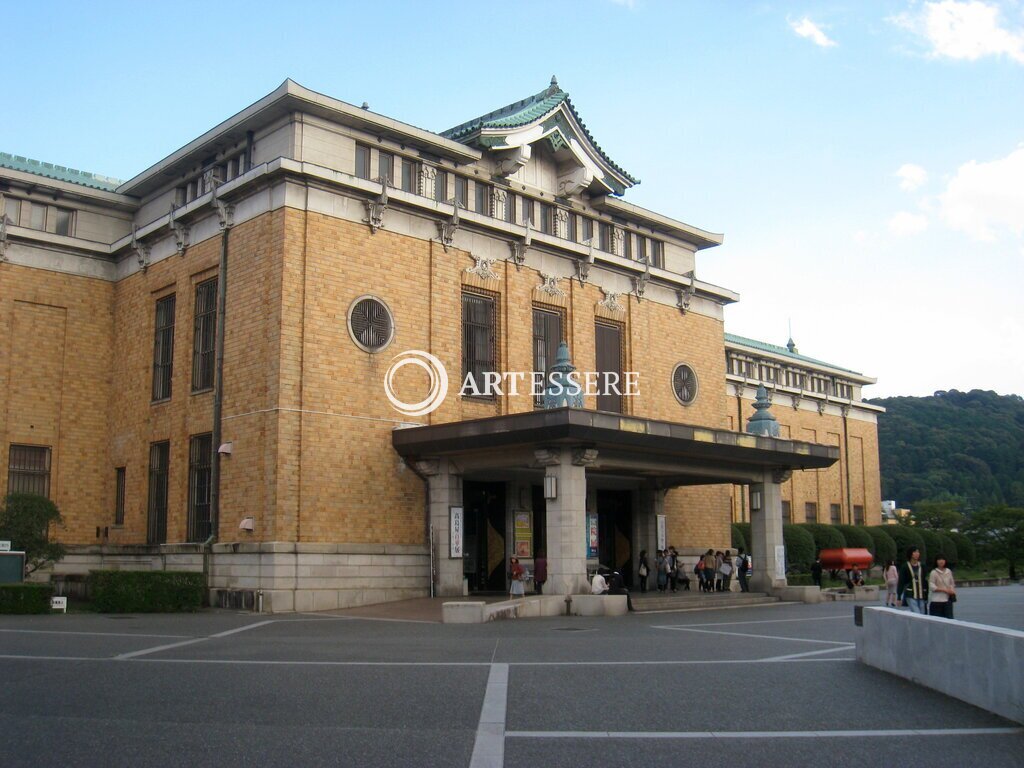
[152,294,175,401]
[599,223,611,252]
[462,292,496,398]
[649,239,663,268]
[454,176,468,208]
[830,503,842,524]
[378,151,394,184]
[355,144,371,180]
[29,203,46,230]
[538,203,553,234]
[475,182,491,215]
[623,231,633,260]
[805,502,818,523]
[521,198,534,226]
[401,158,418,193]
[503,191,515,222]
[192,279,217,392]
[581,217,593,243]
[782,501,792,524]
[188,434,213,542]
[3,198,21,226]
[114,467,126,525]
[7,445,51,497]
[53,207,73,237]
[434,169,447,202]
[638,236,648,263]
[532,308,563,407]
[566,213,577,242]
[854,505,865,525]
[147,441,169,545]
[595,321,624,413]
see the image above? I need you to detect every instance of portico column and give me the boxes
[635,485,664,568]
[749,469,790,592]
[536,446,595,595]
[413,458,464,597]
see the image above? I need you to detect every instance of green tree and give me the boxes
[887,526,927,564]
[905,499,964,530]
[799,523,845,556]
[964,505,1024,580]
[0,494,66,575]
[946,531,976,567]
[865,526,897,567]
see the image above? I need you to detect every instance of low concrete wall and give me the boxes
[857,607,1024,724]
[772,585,823,604]
[442,596,566,624]
[568,594,627,617]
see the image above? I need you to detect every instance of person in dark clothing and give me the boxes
[637,549,650,593]
[608,570,635,612]
[533,551,547,595]
[897,546,928,613]
[811,558,823,588]
[736,548,750,592]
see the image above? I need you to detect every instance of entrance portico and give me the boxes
[394,407,838,597]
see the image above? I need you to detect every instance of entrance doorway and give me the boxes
[463,481,506,593]
[597,489,633,587]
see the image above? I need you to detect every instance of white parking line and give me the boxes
[469,663,508,768]
[655,625,852,646]
[113,620,276,659]
[0,629,191,639]
[0,655,855,666]
[654,615,850,629]
[505,727,1024,739]
[760,645,855,662]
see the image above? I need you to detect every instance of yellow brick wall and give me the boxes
[0,262,113,544]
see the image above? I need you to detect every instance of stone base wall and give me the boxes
[44,541,430,613]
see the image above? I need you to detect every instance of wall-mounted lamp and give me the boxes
[750,491,762,511]
[218,442,233,456]
[239,516,255,531]
[543,475,558,500]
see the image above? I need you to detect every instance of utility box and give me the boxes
[0,551,26,583]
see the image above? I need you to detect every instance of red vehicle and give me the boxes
[818,548,873,571]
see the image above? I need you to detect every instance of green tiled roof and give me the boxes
[0,152,122,192]
[441,78,639,186]
[725,333,863,376]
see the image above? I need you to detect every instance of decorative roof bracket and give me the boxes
[508,222,531,271]
[364,174,390,234]
[676,271,696,314]
[169,204,190,257]
[131,225,151,272]
[632,262,651,303]
[438,199,462,252]
[494,144,531,178]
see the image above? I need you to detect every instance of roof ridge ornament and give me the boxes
[543,341,584,409]
[746,384,780,437]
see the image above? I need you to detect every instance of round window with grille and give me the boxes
[672,363,698,406]
[347,296,395,353]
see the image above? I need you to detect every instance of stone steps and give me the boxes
[631,591,780,613]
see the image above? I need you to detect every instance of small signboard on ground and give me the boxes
[0,541,11,552]
[51,596,68,613]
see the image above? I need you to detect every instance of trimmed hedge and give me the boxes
[783,524,816,573]
[865,527,897,568]
[936,533,959,567]
[799,523,845,556]
[89,571,205,613]
[735,523,751,554]
[834,525,874,552]
[887,526,927,563]
[917,529,945,566]
[731,524,747,553]
[0,583,53,614]
[947,531,976,566]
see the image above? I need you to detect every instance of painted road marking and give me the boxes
[505,727,1024,739]
[470,663,508,768]
[113,620,276,659]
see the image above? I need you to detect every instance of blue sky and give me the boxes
[3,0,1022,397]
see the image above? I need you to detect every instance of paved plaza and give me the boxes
[1,586,1021,767]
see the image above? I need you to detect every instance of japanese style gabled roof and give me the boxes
[441,77,639,195]
[0,151,123,192]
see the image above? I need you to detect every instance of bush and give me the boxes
[89,571,205,613]
[917,529,945,566]
[865,527,897,567]
[947,531,975,566]
[799,523,845,556]
[0,583,53,614]
[887,526,927,563]
[731,524,747,552]
[735,523,751,554]
[936,533,959,566]
[0,493,66,574]
[834,525,873,551]
[783,524,816,573]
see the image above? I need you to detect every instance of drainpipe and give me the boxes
[842,405,853,524]
[209,191,235,545]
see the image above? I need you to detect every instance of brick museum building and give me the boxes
[0,79,882,610]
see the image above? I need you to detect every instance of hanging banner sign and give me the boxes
[656,515,667,551]
[586,512,599,558]
[449,506,464,559]
[514,511,533,558]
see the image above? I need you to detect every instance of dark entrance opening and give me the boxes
[463,481,507,593]
[597,489,633,587]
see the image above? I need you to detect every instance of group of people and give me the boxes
[635,547,751,594]
[590,566,635,611]
[886,546,957,619]
[507,552,546,598]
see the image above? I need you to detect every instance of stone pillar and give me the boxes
[635,486,663,569]
[536,446,594,595]
[414,458,464,597]
[749,469,789,592]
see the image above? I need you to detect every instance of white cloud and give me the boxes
[888,211,930,236]
[608,0,637,8]
[940,145,1024,240]
[790,17,838,47]
[891,1,1024,64]
[896,163,929,191]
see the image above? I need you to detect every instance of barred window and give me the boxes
[152,294,175,401]
[805,502,818,523]
[192,279,217,392]
[147,442,169,545]
[7,445,51,498]
[188,434,213,542]
[830,503,842,524]
[462,292,497,398]
[532,307,563,407]
[114,467,126,526]
[854,505,865,525]
[782,500,792,524]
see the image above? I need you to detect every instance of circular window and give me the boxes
[347,296,395,353]
[672,363,699,405]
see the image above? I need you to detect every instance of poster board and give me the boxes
[513,511,533,558]
[586,512,598,558]
[0,552,25,584]
[449,506,464,558]
[656,515,667,551]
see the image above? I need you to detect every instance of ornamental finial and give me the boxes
[746,384,780,437]
[550,75,559,89]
